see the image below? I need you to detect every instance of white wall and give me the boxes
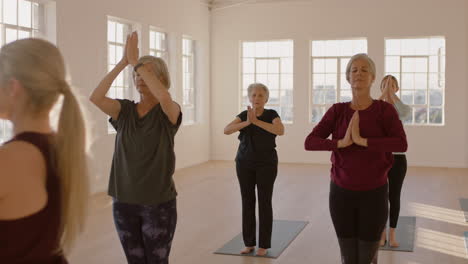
[55,0,211,193]
[211,0,468,168]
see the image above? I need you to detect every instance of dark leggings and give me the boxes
[236,160,277,249]
[388,154,407,228]
[330,181,388,264]
[112,199,177,264]
[329,181,388,241]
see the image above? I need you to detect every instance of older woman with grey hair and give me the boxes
[224,83,284,256]
[305,54,407,263]
[90,32,181,264]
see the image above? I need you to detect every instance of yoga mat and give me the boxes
[380,216,416,252]
[459,198,468,222]
[214,220,308,258]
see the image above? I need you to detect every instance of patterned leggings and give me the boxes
[112,199,177,264]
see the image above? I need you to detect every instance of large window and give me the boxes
[107,18,134,132]
[0,0,41,143]
[149,27,168,61]
[241,40,294,123]
[385,37,445,125]
[310,39,367,123]
[182,37,196,125]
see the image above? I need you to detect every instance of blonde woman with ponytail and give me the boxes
[0,38,89,263]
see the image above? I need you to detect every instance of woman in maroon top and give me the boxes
[305,53,407,264]
[0,39,89,263]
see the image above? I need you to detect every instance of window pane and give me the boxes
[401,90,414,105]
[429,73,442,89]
[386,56,400,73]
[108,21,116,42]
[281,58,293,73]
[281,74,293,90]
[268,41,282,57]
[324,40,339,56]
[256,74,268,85]
[267,59,279,74]
[255,42,267,57]
[6,28,17,43]
[243,58,254,74]
[32,2,39,29]
[401,73,414,90]
[311,41,325,57]
[149,31,155,49]
[313,90,324,104]
[108,45,116,64]
[340,90,352,102]
[280,106,293,123]
[243,74,254,90]
[429,108,442,124]
[325,58,337,73]
[325,90,336,104]
[429,90,443,106]
[313,74,325,89]
[311,106,326,123]
[325,73,337,89]
[256,60,268,74]
[280,90,293,106]
[268,89,279,105]
[116,23,124,43]
[414,90,426,105]
[4,0,17,25]
[414,73,427,90]
[340,58,350,72]
[243,42,255,57]
[414,107,427,124]
[386,39,400,55]
[115,45,123,63]
[18,0,31,28]
[313,59,325,73]
[18,29,29,39]
[267,74,279,90]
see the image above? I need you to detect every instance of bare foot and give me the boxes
[380,229,387,246]
[240,246,255,254]
[256,248,268,256]
[389,228,400,248]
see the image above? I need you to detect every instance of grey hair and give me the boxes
[135,55,171,89]
[247,83,269,100]
[345,53,376,82]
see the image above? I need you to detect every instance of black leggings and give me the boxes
[329,181,388,241]
[388,154,407,228]
[236,160,277,249]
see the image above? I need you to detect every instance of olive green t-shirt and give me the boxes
[108,99,182,205]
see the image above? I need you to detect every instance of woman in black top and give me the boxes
[224,83,284,256]
[90,32,181,264]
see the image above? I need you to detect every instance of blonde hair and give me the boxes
[135,56,171,89]
[0,38,89,253]
[247,83,269,101]
[380,74,399,91]
[345,53,376,82]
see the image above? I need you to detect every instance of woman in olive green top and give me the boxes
[90,32,182,264]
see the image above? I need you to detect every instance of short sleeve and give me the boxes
[269,109,280,121]
[162,103,183,134]
[237,110,248,122]
[109,99,133,131]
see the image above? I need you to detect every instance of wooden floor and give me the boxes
[68,161,468,264]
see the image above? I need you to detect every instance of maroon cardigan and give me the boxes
[305,100,407,191]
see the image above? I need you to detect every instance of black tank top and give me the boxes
[0,132,67,264]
